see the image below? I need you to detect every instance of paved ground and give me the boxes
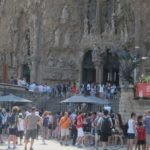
[0,137,127,150]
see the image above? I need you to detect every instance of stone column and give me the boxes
[18,64,22,79]
[95,65,99,83]
[95,63,103,84]
[95,0,100,34]
[99,64,103,84]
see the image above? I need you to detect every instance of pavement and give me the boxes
[0,137,127,150]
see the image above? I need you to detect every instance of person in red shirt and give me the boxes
[70,83,77,95]
[136,122,146,150]
[75,112,84,148]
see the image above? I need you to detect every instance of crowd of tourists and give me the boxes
[9,77,118,99]
[0,106,150,150]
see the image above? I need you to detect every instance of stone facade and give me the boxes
[0,0,150,84]
[119,87,150,122]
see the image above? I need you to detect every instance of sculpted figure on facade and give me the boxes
[83,17,89,36]
[64,31,70,47]
[61,5,69,24]
[54,28,61,47]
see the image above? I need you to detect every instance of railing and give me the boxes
[0,83,26,91]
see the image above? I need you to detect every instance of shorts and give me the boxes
[25,129,37,140]
[9,127,18,136]
[127,133,135,139]
[61,128,69,137]
[146,134,150,144]
[18,131,24,139]
[137,140,146,145]
[77,128,84,137]
[100,133,109,142]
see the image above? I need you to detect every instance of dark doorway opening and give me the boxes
[82,50,96,83]
[22,64,30,83]
[103,49,119,85]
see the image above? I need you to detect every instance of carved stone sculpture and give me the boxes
[83,17,89,36]
[61,5,69,24]
[54,28,61,47]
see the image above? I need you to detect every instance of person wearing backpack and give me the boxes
[99,109,112,150]
[42,111,49,144]
[7,106,19,150]
[94,112,103,150]
[0,108,4,143]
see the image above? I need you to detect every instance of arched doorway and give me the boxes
[22,64,30,82]
[82,50,96,83]
[103,49,119,85]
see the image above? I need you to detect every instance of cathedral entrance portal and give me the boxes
[82,51,96,83]
[103,50,119,85]
[22,64,30,82]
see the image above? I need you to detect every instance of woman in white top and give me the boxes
[127,112,136,150]
[17,113,25,145]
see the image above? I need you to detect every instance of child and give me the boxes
[136,122,146,150]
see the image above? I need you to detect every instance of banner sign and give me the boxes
[136,83,150,98]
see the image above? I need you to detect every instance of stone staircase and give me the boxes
[108,91,121,114]
[0,83,121,113]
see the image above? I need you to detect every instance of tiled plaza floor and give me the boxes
[0,137,128,150]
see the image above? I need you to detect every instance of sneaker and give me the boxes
[65,143,69,146]
[7,146,11,150]
[13,146,16,149]
[30,148,34,150]
[75,143,79,146]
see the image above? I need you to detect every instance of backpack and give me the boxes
[43,117,49,127]
[101,117,111,135]
[8,114,18,127]
[0,115,2,126]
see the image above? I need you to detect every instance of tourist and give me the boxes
[75,112,84,148]
[144,110,150,150]
[136,121,146,150]
[0,108,4,143]
[42,111,49,144]
[59,112,71,146]
[48,111,53,138]
[7,106,19,149]
[24,107,41,150]
[127,112,137,150]
[28,82,37,93]
[94,112,103,150]
[114,114,124,146]
[71,117,77,145]
[17,113,25,145]
[99,109,112,150]
[53,113,61,140]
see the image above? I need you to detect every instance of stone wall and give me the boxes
[119,87,150,122]
[0,0,150,84]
